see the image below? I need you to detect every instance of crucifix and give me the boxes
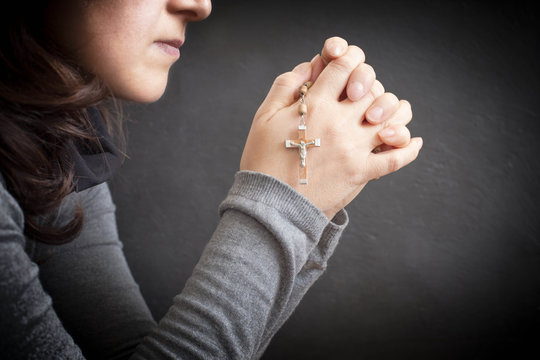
[285,124,321,184]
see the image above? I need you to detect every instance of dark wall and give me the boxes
[107,0,540,358]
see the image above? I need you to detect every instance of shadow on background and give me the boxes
[108,0,540,358]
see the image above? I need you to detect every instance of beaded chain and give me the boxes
[298,81,311,126]
[284,81,321,185]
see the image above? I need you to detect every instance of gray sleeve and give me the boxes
[0,176,85,359]
[131,170,348,359]
[1,169,348,360]
[31,182,158,359]
[1,177,158,360]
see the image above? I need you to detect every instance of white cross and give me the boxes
[285,125,320,184]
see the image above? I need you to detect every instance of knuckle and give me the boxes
[331,56,355,74]
[370,80,384,98]
[348,45,366,62]
[330,45,365,73]
[309,96,328,116]
[375,80,385,94]
[395,129,411,146]
[400,99,411,109]
[273,72,295,88]
[387,154,402,173]
[370,162,385,181]
[400,125,412,138]
[401,99,412,117]
[383,91,399,104]
[362,63,375,76]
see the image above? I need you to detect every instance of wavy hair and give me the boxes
[0,2,127,245]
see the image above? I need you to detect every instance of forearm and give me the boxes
[131,171,349,359]
[254,208,348,358]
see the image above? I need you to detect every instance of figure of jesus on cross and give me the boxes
[285,124,321,184]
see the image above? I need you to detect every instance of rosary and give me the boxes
[285,81,321,184]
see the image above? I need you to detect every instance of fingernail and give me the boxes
[417,137,423,149]
[292,62,310,74]
[379,128,395,137]
[310,54,319,63]
[349,81,365,101]
[328,42,344,56]
[368,106,383,121]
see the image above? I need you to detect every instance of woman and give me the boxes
[0,0,422,359]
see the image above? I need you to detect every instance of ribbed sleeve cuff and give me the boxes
[218,170,349,243]
[307,208,349,269]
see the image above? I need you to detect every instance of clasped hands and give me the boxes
[240,36,423,220]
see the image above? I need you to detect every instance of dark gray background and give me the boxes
[107,0,540,358]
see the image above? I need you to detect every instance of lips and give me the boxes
[155,39,183,58]
[160,39,184,48]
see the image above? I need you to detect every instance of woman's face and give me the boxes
[45,0,212,103]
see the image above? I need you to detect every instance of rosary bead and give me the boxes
[299,85,308,95]
[299,103,307,115]
[304,81,313,88]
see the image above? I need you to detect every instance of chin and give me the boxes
[134,90,166,104]
[115,81,168,104]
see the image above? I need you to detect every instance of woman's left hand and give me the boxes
[312,36,412,152]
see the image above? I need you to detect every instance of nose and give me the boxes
[168,0,212,22]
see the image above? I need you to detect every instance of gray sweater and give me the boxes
[0,170,348,359]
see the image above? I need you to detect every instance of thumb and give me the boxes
[367,137,423,180]
[256,62,312,119]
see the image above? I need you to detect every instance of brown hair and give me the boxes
[0,2,127,245]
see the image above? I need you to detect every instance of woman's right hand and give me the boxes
[240,44,423,220]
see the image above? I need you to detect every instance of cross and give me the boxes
[285,124,321,184]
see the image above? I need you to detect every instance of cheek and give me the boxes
[94,36,170,102]
[83,5,170,102]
